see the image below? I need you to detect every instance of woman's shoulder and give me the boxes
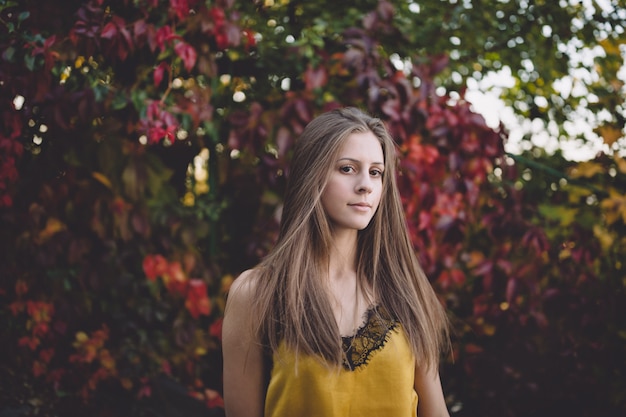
[223,268,264,342]
[226,268,261,306]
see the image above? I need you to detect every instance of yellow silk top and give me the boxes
[264,307,418,417]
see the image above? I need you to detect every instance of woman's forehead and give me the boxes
[335,131,384,162]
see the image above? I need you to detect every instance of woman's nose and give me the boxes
[356,174,373,193]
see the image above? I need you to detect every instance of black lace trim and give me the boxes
[341,305,398,371]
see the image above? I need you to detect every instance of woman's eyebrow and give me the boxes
[337,157,384,165]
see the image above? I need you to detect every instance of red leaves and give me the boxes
[164,261,188,295]
[29,35,58,71]
[185,279,211,319]
[152,25,197,73]
[521,228,550,256]
[69,326,111,365]
[405,138,440,166]
[27,300,54,326]
[438,268,466,290]
[205,6,230,50]
[203,388,225,408]
[209,318,223,341]
[69,326,118,399]
[33,350,54,377]
[208,6,226,24]
[143,254,211,319]
[100,16,133,61]
[304,65,328,91]
[141,101,179,144]
[143,254,169,281]
[153,26,199,75]
[137,378,153,398]
[18,336,40,351]
[13,300,54,355]
[70,2,103,47]
[100,22,118,39]
[154,62,170,86]
[174,41,197,72]
[243,29,257,49]
[0,111,25,207]
[169,0,191,20]
[155,26,181,52]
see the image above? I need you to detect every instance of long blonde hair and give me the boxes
[251,107,449,370]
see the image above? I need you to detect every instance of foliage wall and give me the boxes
[1,1,625,416]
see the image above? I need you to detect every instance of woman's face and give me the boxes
[321,131,384,233]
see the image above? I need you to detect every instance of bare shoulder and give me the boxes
[225,268,259,311]
[222,268,266,417]
[223,268,262,331]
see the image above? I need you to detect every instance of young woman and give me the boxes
[222,107,450,417]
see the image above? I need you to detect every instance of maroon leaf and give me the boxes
[101,22,118,39]
[154,62,169,86]
[174,41,197,72]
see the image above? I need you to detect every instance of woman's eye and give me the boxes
[370,169,383,177]
[340,166,354,173]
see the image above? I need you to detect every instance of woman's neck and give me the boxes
[326,229,374,335]
[327,229,358,280]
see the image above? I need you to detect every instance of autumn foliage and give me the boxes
[1,1,625,416]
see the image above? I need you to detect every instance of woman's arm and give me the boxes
[222,270,266,417]
[414,364,450,417]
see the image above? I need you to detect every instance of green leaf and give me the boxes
[93,84,109,102]
[17,10,30,22]
[0,1,19,11]
[202,120,219,144]
[145,153,174,198]
[131,89,148,112]
[538,204,578,227]
[111,92,128,110]
[2,46,15,62]
[23,54,35,71]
